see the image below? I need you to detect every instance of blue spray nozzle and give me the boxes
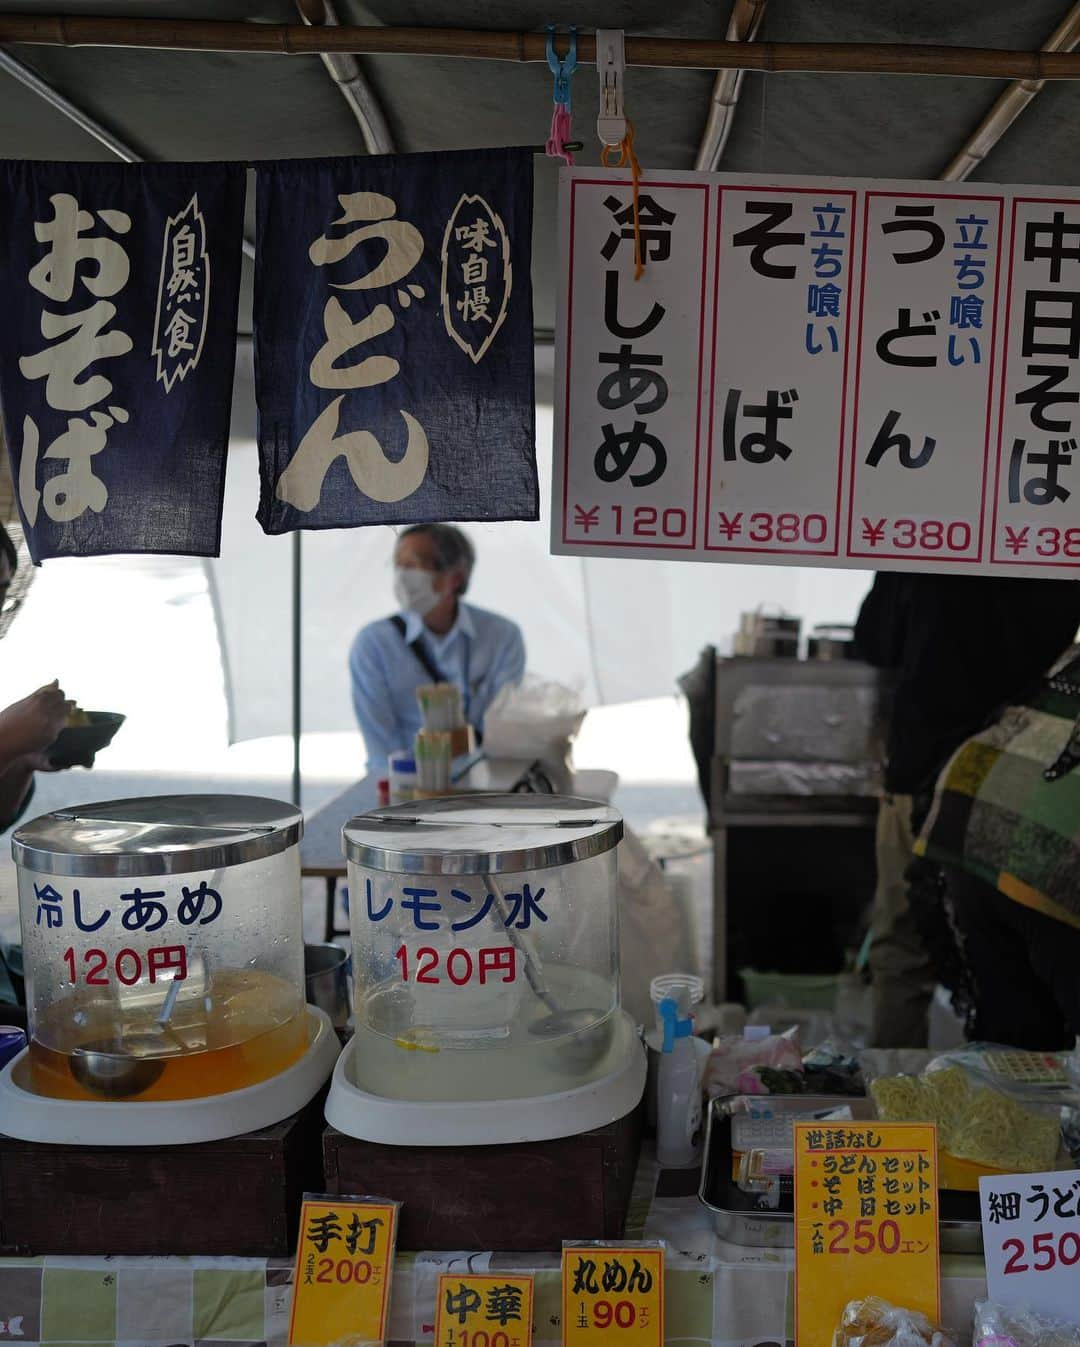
[659,996,693,1053]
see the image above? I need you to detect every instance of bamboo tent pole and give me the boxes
[6,15,1080,80]
[939,0,1080,179]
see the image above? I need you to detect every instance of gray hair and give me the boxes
[399,523,476,594]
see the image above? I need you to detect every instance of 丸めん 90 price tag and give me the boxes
[561,1243,664,1347]
[288,1195,398,1346]
[981,1170,1080,1325]
[794,1123,940,1347]
[434,1273,534,1347]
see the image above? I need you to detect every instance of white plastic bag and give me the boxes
[836,1298,955,1347]
[559,824,693,1027]
[617,826,697,1027]
[974,1300,1080,1347]
[482,675,585,789]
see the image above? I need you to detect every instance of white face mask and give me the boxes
[393,566,440,618]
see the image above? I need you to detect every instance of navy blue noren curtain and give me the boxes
[253,147,538,534]
[0,160,245,562]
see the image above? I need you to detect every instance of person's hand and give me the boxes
[0,681,72,761]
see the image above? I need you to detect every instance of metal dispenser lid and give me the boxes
[12,795,303,877]
[343,793,623,876]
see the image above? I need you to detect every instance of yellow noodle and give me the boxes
[871,1069,1059,1173]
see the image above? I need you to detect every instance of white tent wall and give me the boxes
[0,344,872,761]
[212,344,873,745]
[209,435,291,746]
[294,404,605,734]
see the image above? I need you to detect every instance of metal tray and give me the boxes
[698,1093,984,1255]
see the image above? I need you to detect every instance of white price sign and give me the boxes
[552,167,1080,577]
[980,1170,1080,1326]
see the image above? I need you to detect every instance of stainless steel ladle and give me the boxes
[67,949,202,1099]
[485,877,612,1072]
[69,1034,167,1099]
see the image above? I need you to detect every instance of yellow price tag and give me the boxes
[288,1195,399,1347]
[433,1273,534,1347]
[794,1122,940,1347]
[561,1244,664,1347]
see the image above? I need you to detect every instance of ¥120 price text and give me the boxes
[63,943,187,987]
[395,944,517,988]
[572,504,688,538]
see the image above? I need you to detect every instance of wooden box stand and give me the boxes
[323,1104,643,1251]
[0,1095,327,1257]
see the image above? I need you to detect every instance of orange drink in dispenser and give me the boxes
[13,796,307,1103]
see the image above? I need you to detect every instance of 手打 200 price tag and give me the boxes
[434,1273,534,1347]
[288,1194,399,1346]
[981,1170,1080,1326]
[561,1243,664,1347]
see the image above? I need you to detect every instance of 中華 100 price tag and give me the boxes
[561,1243,664,1347]
[434,1273,534,1347]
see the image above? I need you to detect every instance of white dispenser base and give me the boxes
[0,1006,340,1146]
[325,1009,646,1146]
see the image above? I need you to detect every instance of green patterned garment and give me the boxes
[915,648,1080,928]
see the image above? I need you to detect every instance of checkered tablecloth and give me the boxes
[0,1153,989,1346]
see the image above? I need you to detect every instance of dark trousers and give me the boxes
[948,867,1080,1051]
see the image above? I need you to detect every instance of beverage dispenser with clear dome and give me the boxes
[0,795,339,1145]
[326,794,646,1146]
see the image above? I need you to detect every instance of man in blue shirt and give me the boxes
[349,524,526,771]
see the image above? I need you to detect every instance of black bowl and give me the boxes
[47,711,125,769]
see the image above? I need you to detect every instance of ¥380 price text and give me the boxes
[715,510,830,545]
[1000,525,1080,559]
[859,516,973,551]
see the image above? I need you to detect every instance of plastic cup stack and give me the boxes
[417,683,464,732]
[415,730,452,794]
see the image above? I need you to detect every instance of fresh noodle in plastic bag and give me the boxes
[835,1297,955,1347]
[868,1072,925,1122]
[924,1069,972,1142]
[871,1066,1060,1174]
[974,1299,1080,1347]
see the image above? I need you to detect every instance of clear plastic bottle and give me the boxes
[652,973,708,1168]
